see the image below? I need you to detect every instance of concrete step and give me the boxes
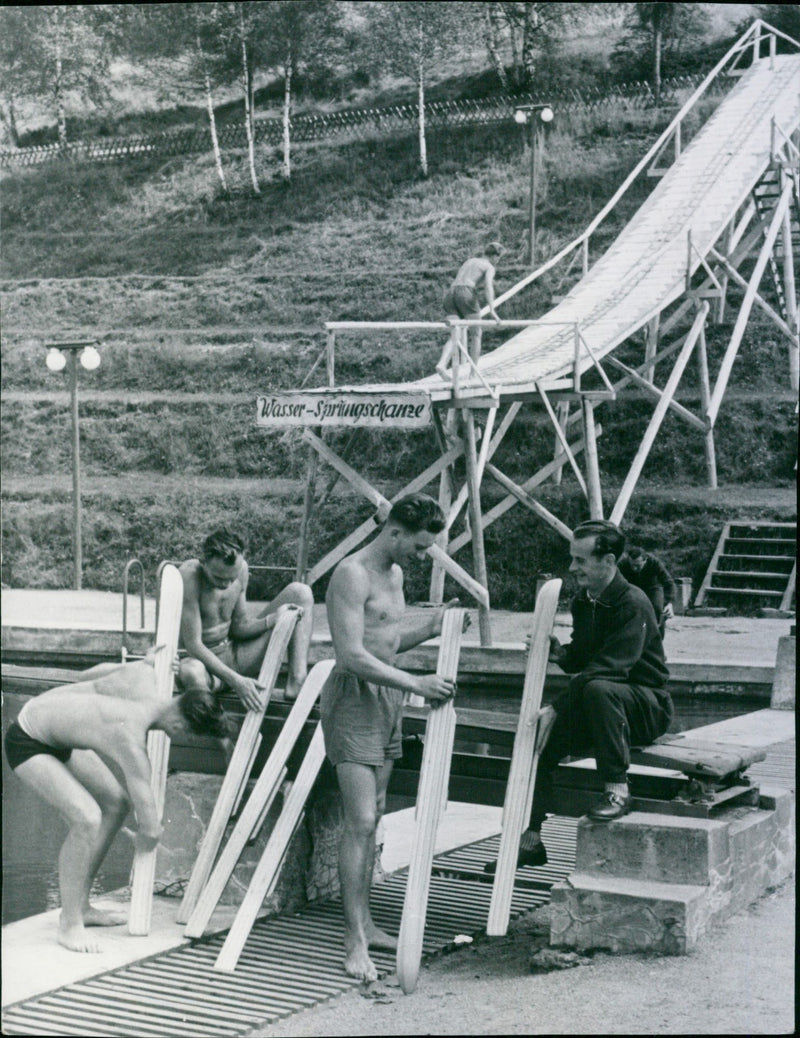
[549,870,709,954]
[574,813,731,885]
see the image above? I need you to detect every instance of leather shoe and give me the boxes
[587,790,631,822]
[483,842,547,875]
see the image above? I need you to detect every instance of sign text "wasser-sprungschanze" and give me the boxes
[256,392,432,428]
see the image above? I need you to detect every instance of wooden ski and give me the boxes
[486,578,561,936]
[176,608,299,923]
[183,659,335,939]
[128,563,183,935]
[396,608,465,994]
[214,722,328,972]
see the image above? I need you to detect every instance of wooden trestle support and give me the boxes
[257,21,798,645]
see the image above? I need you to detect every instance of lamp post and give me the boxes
[44,340,101,590]
[514,103,554,265]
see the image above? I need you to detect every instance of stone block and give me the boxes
[770,636,796,709]
[155,772,309,915]
[726,787,795,914]
[549,872,709,955]
[575,813,730,885]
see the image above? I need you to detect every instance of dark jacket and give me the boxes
[618,553,677,605]
[559,570,670,693]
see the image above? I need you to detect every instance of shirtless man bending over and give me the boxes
[3,650,233,952]
[437,241,504,376]
[322,493,468,981]
[178,528,314,709]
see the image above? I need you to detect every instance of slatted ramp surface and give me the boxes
[435,54,800,395]
[330,53,799,401]
[1,821,577,1038]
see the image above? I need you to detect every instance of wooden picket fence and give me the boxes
[0,73,721,171]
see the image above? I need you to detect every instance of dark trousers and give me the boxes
[648,587,666,637]
[529,678,673,832]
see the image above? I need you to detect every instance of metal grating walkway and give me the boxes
[1,821,578,1037]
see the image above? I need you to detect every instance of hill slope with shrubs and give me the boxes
[1,97,795,607]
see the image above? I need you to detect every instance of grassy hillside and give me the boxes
[1,97,795,608]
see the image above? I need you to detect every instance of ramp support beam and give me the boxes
[581,398,603,519]
[610,304,708,525]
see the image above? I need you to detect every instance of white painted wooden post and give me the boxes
[396,609,465,994]
[128,564,183,935]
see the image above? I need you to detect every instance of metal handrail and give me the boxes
[121,557,146,662]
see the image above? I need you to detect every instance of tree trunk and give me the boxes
[0,99,20,147]
[194,21,227,193]
[417,51,428,178]
[521,3,541,91]
[485,5,510,93]
[240,10,260,195]
[653,21,663,106]
[52,8,68,146]
[282,54,292,181]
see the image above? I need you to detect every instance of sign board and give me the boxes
[256,392,432,428]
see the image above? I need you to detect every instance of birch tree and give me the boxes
[0,4,113,147]
[364,2,467,177]
[255,1,342,182]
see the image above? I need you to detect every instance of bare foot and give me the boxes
[83,905,127,927]
[366,923,398,951]
[344,940,378,982]
[58,921,101,953]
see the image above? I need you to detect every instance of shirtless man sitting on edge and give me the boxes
[322,493,469,982]
[3,649,233,953]
[178,528,314,710]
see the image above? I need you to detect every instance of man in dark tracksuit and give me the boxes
[618,546,677,638]
[487,520,673,873]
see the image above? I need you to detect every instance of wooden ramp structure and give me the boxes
[256,21,799,645]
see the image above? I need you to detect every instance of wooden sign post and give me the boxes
[486,578,561,936]
[128,564,183,935]
[396,608,465,994]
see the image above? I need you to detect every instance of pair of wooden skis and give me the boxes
[396,579,561,992]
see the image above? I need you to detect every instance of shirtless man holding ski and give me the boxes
[322,493,468,981]
[178,527,313,709]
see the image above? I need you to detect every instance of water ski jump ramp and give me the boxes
[261,22,799,642]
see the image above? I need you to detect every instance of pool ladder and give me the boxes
[121,558,180,661]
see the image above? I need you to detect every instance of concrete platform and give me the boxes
[1,590,791,686]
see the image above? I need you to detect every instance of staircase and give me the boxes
[694,521,797,614]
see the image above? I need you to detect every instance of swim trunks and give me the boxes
[443,284,480,319]
[4,720,72,771]
[180,638,239,692]
[320,670,404,768]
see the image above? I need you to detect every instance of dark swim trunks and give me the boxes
[4,720,72,770]
[443,283,480,319]
[320,670,404,768]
